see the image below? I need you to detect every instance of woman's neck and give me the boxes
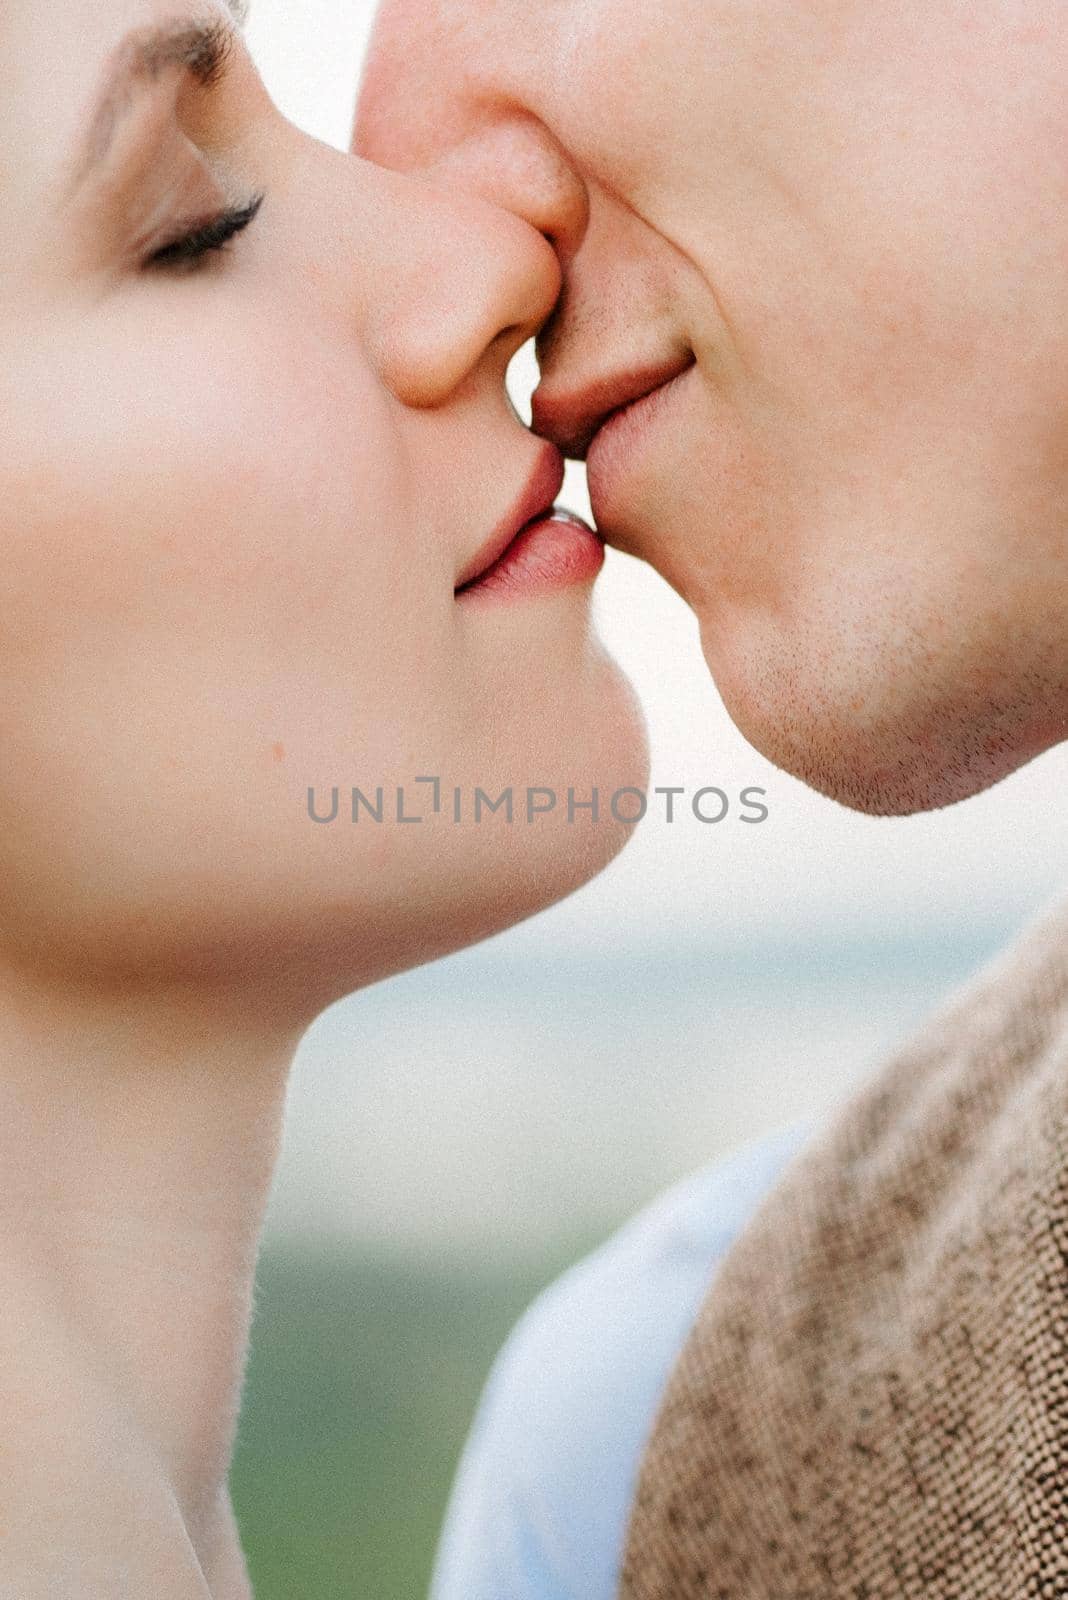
[0,962,304,1596]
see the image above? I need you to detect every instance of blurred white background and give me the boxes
[244,0,1068,1258]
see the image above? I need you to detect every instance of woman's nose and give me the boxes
[359,164,563,408]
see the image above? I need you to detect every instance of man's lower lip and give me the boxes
[586,366,694,510]
[456,512,604,602]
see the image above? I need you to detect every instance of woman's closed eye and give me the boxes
[56,16,274,285]
[143,192,265,274]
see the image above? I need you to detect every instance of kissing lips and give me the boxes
[531,353,697,462]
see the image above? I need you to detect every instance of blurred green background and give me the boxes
[233,1239,595,1599]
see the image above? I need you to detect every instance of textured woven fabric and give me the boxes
[619,894,1068,1600]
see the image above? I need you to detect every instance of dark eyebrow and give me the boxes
[68,12,244,196]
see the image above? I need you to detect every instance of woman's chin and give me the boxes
[9,650,649,1019]
[307,651,649,996]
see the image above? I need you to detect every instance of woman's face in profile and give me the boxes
[0,0,646,1009]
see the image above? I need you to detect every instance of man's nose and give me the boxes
[355,0,589,264]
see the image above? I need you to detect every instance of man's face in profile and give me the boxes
[356,0,1068,818]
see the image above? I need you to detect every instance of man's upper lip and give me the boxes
[532,354,696,460]
[455,443,565,593]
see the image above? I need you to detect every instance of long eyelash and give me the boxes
[185,18,236,88]
[145,192,265,271]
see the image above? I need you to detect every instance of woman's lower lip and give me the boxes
[456,511,604,602]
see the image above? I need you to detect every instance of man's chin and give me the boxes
[750,710,1060,818]
[766,740,1004,819]
[737,715,1013,817]
[699,625,1059,819]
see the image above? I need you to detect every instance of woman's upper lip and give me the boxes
[531,353,697,460]
[455,443,565,592]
